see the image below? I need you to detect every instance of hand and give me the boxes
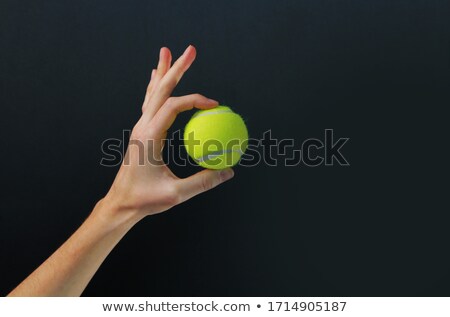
[8,45,233,297]
[103,45,234,221]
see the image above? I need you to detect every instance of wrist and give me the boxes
[91,195,144,234]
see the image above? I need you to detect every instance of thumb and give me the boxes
[177,168,234,202]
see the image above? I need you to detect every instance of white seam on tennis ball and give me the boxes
[195,149,244,163]
[193,109,233,118]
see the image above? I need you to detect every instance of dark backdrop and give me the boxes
[1,0,449,296]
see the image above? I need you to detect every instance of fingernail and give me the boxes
[219,168,234,182]
[183,45,193,56]
[207,98,218,104]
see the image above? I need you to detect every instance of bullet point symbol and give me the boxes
[257,304,261,308]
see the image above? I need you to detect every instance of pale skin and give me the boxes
[8,45,234,296]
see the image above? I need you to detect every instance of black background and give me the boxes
[1,0,449,296]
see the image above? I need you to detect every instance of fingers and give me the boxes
[176,168,234,202]
[143,47,172,112]
[142,45,197,122]
[150,47,172,93]
[157,47,173,73]
[150,94,218,139]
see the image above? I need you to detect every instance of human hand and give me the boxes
[103,45,234,222]
[8,45,235,297]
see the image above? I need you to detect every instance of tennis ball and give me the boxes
[184,105,248,170]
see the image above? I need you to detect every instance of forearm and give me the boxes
[8,198,140,297]
[7,45,231,297]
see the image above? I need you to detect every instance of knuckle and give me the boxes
[164,97,177,110]
[146,80,156,93]
[201,175,215,192]
[163,185,181,206]
[146,126,159,139]
[163,77,177,92]
[166,97,181,114]
[165,96,174,105]
[131,125,144,140]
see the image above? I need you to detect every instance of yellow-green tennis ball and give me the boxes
[184,105,248,170]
